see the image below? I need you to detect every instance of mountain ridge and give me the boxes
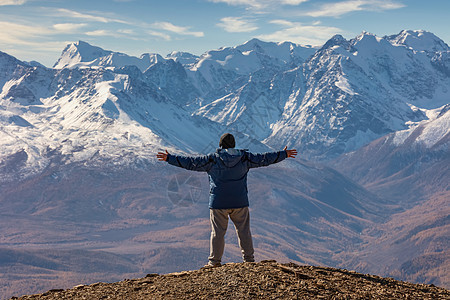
[1,30,449,166]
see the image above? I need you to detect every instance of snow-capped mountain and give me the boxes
[34,30,450,163]
[386,29,450,53]
[54,40,165,72]
[0,60,233,180]
[0,38,321,178]
[196,31,449,158]
[186,38,317,93]
[166,51,199,65]
[1,29,448,191]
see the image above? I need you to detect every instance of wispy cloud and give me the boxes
[0,0,26,5]
[152,21,204,37]
[208,0,308,10]
[55,8,129,24]
[53,23,87,33]
[118,29,136,35]
[147,30,172,41]
[85,30,116,37]
[305,0,405,18]
[257,20,342,45]
[0,21,66,55]
[217,17,258,33]
[0,21,52,45]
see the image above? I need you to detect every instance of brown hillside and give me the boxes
[12,261,449,300]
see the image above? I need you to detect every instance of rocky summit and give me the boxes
[12,261,449,300]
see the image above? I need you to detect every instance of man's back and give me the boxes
[207,148,251,209]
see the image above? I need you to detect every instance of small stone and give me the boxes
[261,259,277,263]
[73,284,85,289]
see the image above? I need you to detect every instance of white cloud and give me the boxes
[305,0,405,17]
[85,30,114,37]
[257,20,342,45]
[147,30,171,41]
[217,17,258,33]
[0,0,26,5]
[53,23,87,33]
[0,21,66,61]
[282,0,307,4]
[118,29,135,35]
[0,21,53,45]
[85,29,139,39]
[152,21,204,37]
[270,19,294,27]
[55,8,129,24]
[0,21,88,49]
[209,0,308,10]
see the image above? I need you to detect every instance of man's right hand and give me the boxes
[156,150,169,161]
[283,146,297,158]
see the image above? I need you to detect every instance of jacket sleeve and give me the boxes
[245,150,287,169]
[166,153,214,172]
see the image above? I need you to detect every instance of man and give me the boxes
[157,133,297,267]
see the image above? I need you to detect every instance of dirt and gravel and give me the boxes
[12,260,450,299]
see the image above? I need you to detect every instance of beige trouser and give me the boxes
[208,207,255,264]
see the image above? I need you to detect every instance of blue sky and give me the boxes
[0,0,449,67]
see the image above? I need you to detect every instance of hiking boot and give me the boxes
[201,262,221,269]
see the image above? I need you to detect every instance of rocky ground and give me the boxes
[12,260,450,299]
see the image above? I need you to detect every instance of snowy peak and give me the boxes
[386,30,450,53]
[236,38,292,62]
[393,106,450,148]
[351,31,389,50]
[0,51,29,91]
[53,41,164,71]
[53,40,111,69]
[166,51,199,66]
[185,38,317,94]
[320,34,351,51]
[0,50,27,69]
[236,38,316,65]
[192,38,316,74]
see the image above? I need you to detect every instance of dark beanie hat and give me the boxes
[219,133,235,149]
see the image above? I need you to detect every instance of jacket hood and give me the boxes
[216,148,246,167]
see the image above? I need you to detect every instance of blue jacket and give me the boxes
[166,148,287,209]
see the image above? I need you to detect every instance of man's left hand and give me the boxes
[283,146,297,158]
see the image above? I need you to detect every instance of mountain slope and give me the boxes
[331,106,449,287]
[332,106,449,202]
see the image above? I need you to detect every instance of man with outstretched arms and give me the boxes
[157,133,297,267]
